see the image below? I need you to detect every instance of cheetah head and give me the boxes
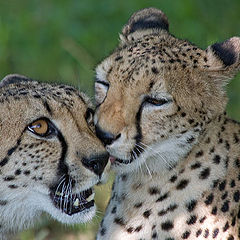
[94,8,240,173]
[0,75,110,233]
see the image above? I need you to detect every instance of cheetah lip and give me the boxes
[50,177,94,216]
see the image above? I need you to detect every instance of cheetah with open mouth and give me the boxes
[0,74,109,240]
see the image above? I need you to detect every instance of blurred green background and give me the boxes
[0,0,240,239]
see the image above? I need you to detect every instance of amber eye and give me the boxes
[28,118,53,137]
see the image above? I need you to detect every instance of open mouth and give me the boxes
[50,175,95,216]
[110,156,133,165]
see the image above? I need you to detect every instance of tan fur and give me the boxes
[0,75,109,240]
[94,8,240,240]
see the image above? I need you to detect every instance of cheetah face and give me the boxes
[94,8,240,173]
[0,75,110,227]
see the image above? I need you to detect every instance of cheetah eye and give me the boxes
[144,97,170,106]
[95,80,109,105]
[28,118,55,137]
[85,108,94,125]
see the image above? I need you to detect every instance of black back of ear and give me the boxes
[0,74,30,88]
[122,8,169,38]
[210,37,240,67]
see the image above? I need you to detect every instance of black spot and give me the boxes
[186,215,197,225]
[156,192,169,202]
[233,190,240,202]
[213,155,221,164]
[100,228,106,236]
[221,192,228,200]
[219,180,226,191]
[199,168,210,180]
[121,174,127,181]
[4,176,15,181]
[127,227,133,233]
[161,221,174,231]
[223,221,229,232]
[204,193,214,205]
[221,200,229,212]
[111,206,117,214]
[176,179,189,190]
[8,184,18,189]
[230,179,236,188]
[134,202,143,208]
[149,187,160,195]
[212,228,219,238]
[195,150,203,158]
[151,67,159,74]
[143,209,152,218]
[43,100,52,114]
[211,206,217,215]
[199,216,206,223]
[203,229,209,238]
[190,162,201,170]
[114,217,125,226]
[169,175,177,183]
[0,200,8,205]
[0,157,9,167]
[24,170,30,175]
[196,229,202,237]
[152,232,157,238]
[14,169,21,175]
[182,231,191,239]
[186,200,197,212]
[135,225,142,232]
[181,112,186,117]
[115,56,123,61]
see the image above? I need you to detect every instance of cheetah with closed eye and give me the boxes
[94,8,240,240]
[0,74,109,240]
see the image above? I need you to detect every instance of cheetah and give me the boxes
[0,74,109,240]
[94,8,240,240]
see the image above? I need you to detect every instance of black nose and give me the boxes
[95,124,120,146]
[81,152,109,176]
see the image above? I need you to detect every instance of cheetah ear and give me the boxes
[120,8,169,43]
[206,37,240,80]
[0,74,31,88]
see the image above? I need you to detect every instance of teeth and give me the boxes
[86,193,95,202]
[73,198,80,207]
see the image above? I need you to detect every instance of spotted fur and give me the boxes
[94,8,240,240]
[0,74,109,240]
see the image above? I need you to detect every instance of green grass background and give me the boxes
[0,0,239,239]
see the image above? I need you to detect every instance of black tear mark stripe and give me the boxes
[0,139,22,167]
[56,128,68,176]
[132,100,144,158]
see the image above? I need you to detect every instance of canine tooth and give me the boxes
[73,198,79,207]
[86,193,95,202]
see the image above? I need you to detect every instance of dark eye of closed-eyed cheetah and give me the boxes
[0,74,109,240]
[94,8,240,240]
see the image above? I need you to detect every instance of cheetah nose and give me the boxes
[81,152,109,176]
[95,124,121,146]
